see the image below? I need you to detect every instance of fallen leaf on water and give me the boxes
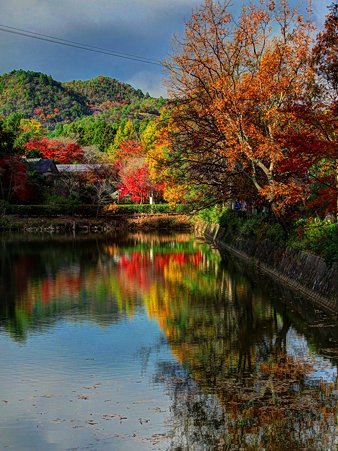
[102,413,126,421]
[139,418,150,424]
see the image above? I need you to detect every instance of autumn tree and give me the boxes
[310,2,338,217]
[313,2,338,101]
[111,119,138,153]
[0,157,35,204]
[166,0,315,213]
[118,160,154,204]
[16,118,46,147]
[83,164,119,216]
[25,138,84,163]
[114,140,163,204]
[0,120,16,158]
[276,2,338,217]
[0,120,36,207]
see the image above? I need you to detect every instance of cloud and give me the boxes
[0,0,332,97]
[0,0,204,95]
[127,69,167,97]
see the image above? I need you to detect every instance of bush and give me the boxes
[196,205,227,224]
[113,204,171,214]
[203,208,287,244]
[219,209,245,234]
[239,216,264,237]
[198,207,337,263]
[288,218,338,264]
[0,200,9,215]
[265,223,286,244]
[44,193,81,215]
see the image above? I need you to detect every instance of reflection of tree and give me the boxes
[1,232,337,447]
[0,234,202,340]
[146,256,337,450]
[155,358,336,450]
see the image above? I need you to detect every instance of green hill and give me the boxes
[0,70,153,128]
[63,76,145,111]
[0,70,90,125]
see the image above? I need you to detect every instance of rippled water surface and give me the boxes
[0,233,337,450]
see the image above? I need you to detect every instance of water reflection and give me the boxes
[0,233,337,450]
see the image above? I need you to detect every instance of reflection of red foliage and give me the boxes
[154,252,202,268]
[119,253,152,291]
[25,138,84,163]
[117,250,203,288]
[40,274,82,304]
[0,157,35,201]
[13,248,203,318]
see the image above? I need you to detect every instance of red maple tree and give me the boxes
[25,138,84,164]
[0,157,35,202]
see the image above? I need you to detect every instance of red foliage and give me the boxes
[116,140,163,203]
[0,157,35,201]
[25,138,84,163]
[276,113,338,213]
[116,140,144,163]
[118,164,153,203]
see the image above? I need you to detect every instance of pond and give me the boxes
[0,233,337,450]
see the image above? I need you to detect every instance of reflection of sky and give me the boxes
[286,328,337,383]
[1,235,337,449]
[0,314,175,450]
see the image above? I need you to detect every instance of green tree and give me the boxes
[112,119,137,150]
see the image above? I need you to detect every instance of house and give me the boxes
[26,158,59,176]
[56,164,110,174]
[56,164,119,201]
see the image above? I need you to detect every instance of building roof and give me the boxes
[56,164,112,173]
[26,159,59,174]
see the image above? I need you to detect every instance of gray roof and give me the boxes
[56,164,112,173]
[26,159,59,174]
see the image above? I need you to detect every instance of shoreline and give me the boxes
[0,213,193,233]
[197,221,338,315]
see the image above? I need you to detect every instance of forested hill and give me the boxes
[0,70,156,127]
[64,76,145,111]
[0,70,90,124]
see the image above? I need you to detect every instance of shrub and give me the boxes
[265,223,286,244]
[239,216,264,237]
[196,205,227,224]
[289,218,338,264]
[219,209,246,234]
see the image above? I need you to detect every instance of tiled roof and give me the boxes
[26,159,59,174]
[56,164,111,173]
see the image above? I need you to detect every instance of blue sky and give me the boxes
[0,0,332,97]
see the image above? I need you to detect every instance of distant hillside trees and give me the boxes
[0,70,89,125]
[0,70,165,129]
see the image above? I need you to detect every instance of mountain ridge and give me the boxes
[0,69,154,127]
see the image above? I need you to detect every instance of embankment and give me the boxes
[0,214,192,233]
[197,222,338,314]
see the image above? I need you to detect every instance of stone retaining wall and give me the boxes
[197,222,338,314]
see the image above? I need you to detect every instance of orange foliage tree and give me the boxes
[165,0,315,212]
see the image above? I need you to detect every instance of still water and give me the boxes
[0,233,337,450]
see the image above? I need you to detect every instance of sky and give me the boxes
[0,0,332,97]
